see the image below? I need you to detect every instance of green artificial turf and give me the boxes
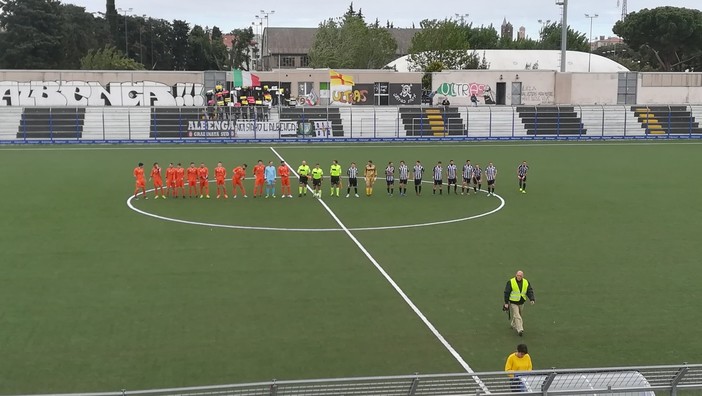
[0,141,700,394]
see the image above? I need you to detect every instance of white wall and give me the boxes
[432,70,556,106]
[569,73,619,105]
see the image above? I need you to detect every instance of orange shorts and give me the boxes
[136,180,145,188]
[188,179,197,186]
[199,179,208,187]
[167,180,175,188]
[177,180,184,188]
[153,179,163,187]
[216,178,225,186]
[233,179,243,186]
[281,177,290,186]
[255,178,265,186]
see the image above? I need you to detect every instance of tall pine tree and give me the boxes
[0,0,63,68]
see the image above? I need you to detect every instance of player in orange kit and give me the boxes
[175,163,185,198]
[150,162,165,199]
[252,160,265,198]
[232,163,247,198]
[214,161,228,199]
[278,160,292,198]
[133,162,147,199]
[186,162,198,198]
[198,162,210,199]
[165,163,176,197]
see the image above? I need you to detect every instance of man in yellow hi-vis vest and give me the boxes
[503,270,535,336]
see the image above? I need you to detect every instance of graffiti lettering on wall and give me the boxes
[0,81,205,107]
[436,82,490,97]
[332,89,368,104]
[521,85,554,104]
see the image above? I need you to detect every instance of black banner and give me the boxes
[388,83,422,106]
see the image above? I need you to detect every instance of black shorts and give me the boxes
[520,175,527,182]
[348,178,357,187]
[312,178,321,187]
[487,179,495,186]
[299,175,308,184]
[399,179,408,184]
[386,179,394,185]
[331,176,340,185]
[414,179,422,185]
[434,179,443,186]
[463,177,471,183]
[448,178,457,185]
[473,176,481,183]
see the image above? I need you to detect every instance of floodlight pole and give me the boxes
[118,7,133,56]
[556,0,568,72]
[585,14,599,72]
[260,10,275,70]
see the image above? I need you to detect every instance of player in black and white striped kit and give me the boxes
[472,163,482,193]
[446,160,458,195]
[413,160,424,196]
[346,162,360,198]
[462,160,474,195]
[385,162,395,196]
[518,161,529,194]
[432,161,443,195]
[485,162,497,196]
[398,161,409,196]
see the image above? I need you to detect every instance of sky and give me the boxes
[67,0,699,42]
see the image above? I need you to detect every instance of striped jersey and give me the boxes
[399,164,409,180]
[385,165,395,182]
[518,164,529,177]
[447,164,457,179]
[433,165,443,181]
[486,165,497,180]
[472,166,482,178]
[413,164,424,180]
[463,164,474,179]
[347,166,358,179]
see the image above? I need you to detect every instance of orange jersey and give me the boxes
[176,167,185,181]
[150,167,162,182]
[198,166,209,180]
[166,167,176,182]
[278,165,290,178]
[253,164,265,179]
[233,167,246,181]
[187,167,198,181]
[133,167,145,181]
[215,166,226,179]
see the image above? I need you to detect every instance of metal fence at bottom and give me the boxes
[23,364,702,396]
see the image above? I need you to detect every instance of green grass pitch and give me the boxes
[0,141,701,394]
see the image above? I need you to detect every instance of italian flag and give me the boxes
[232,69,260,87]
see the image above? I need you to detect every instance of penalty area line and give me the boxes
[269,146,488,391]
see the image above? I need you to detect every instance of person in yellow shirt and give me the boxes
[505,343,532,392]
[330,160,342,197]
[364,160,377,196]
[297,160,311,197]
[311,163,324,199]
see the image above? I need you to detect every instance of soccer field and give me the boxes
[1,141,701,394]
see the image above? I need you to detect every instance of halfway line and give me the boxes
[269,147,489,392]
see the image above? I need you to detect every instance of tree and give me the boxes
[539,22,590,52]
[80,45,144,70]
[229,27,255,70]
[309,3,397,69]
[186,25,215,70]
[170,19,190,70]
[593,43,657,71]
[105,0,118,46]
[407,19,481,71]
[613,6,702,71]
[467,25,500,49]
[57,4,109,69]
[0,0,63,69]
[210,26,229,69]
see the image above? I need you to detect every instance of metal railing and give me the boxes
[1,105,702,142]
[17,364,702,396]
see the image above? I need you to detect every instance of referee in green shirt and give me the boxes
[297,160,311,197]
[330,160,342,197]
[311,163,324,199]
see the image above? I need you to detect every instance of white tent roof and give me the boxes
[387,49,629,73]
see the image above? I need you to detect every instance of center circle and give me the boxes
[126,181,506,232]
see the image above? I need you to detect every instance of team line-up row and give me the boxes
[132,160,530,199]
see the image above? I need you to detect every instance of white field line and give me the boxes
[269,147,490,393]
[1,140,701,151]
